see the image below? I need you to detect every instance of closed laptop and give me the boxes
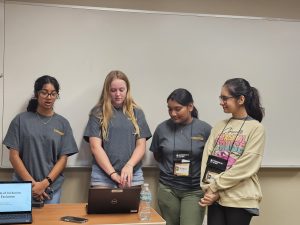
[0,181,32,224]
[87,186,141,214]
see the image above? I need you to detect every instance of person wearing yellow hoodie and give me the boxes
[199,78,266,225]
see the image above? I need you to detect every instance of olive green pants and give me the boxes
[157,183,206,225]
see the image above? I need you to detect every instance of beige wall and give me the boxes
[1,1,300,225]
[1,167,300,225]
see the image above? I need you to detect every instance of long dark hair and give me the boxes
[27,75,60,112]
[224,78,265,122]
[167,88,198,118]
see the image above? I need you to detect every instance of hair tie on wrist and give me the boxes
[109,171,117,178]
[46,176,53,185]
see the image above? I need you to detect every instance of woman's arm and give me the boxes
[89,137,121,185]
[9,149,35,182]
[10,150,40,200]
[10,149,75,201]
[121,138,146,187]
[30,155,68,201]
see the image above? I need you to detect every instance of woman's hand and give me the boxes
[119,138,146,187]
[199,188,220,207]
[110,172,121,185]
[120,163,134,187]
[32,180,48,200]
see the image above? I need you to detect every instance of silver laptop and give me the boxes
[0,181,32,224]
[87,186,141,214]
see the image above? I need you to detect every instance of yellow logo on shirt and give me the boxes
[54,128,64,136]
[191,135,204,141]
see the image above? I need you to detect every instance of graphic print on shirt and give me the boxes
[213,127,247,169]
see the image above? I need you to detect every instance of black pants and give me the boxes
[208,203,253,225]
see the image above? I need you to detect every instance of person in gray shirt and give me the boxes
[84,70,151,188]
[150,88,211,225]
[3,75,78,204]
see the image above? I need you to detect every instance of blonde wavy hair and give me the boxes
[91,70,140,140]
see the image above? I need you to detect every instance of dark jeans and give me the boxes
[208,203,253,225]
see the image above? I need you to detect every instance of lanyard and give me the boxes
[212,116,248,160]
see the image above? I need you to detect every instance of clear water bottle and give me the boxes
[139,183,152,221]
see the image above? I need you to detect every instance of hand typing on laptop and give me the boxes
[109,162,135,188]
[120,163,134,187]
[110,171,131,188]
[110,172,121,186]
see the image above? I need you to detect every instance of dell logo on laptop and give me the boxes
[111,199,118,204]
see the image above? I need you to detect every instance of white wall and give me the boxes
[2,1,300,168]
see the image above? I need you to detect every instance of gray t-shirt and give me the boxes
[84,107,152,176]
[150,118,211,190]
[3,112,78,192]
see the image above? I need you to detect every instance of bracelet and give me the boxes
[109,171,117,178]
[46,176,53,185]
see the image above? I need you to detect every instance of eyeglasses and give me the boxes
[219,95,235,102]
[38,90,59,99]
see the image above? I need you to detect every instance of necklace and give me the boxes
[36,112,54,125]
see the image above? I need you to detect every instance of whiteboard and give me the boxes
[1,2,300,168]
[0,0,4,167]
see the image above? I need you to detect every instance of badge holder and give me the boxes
[202,155,228,184]
[173,151,192,177]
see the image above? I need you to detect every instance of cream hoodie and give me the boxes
[201,118,266,209]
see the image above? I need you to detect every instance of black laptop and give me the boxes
[87,186,141,214]
[0,181,32,224]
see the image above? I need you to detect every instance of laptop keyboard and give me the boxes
[0,213,31,223]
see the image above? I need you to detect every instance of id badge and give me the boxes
[173,151,192,177]
[203,170,219,184]
[202,155,228,184]
[174,161,190,176]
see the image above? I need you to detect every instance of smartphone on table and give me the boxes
[60,216,88,223]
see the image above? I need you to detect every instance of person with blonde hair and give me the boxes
[84,70,151,187]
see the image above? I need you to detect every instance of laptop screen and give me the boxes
[0,182,32,213]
